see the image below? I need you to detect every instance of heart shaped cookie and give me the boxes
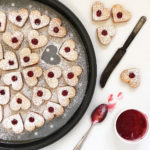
[0,51,18,71]
[0,86,10,105]
[8,8,29,27]
[28,30,48,50]
[92,1,110,21]
[32,87,51,106]
[2,72,23,91]
[48,18,67,38]
[44,66,61,89]
[97,25,116,45]
[30,10,50,29]
[20,48,39,67]
[0,105,3,122]
[10,92,31,111]
[43,102,64,120]
[63,65,82,86]
[3,114,24,134]
[0,11,6,32]
[2,31,24,50]
[112,4,131,23]
[22,66,42,87]
[57,86,76,107]
[24,112,44,132]
[120,68,140,88]
[0,44,3,60]
[59,39,78,61]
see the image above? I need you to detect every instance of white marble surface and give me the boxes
[42,0,150,149]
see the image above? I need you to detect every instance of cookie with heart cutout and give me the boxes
[59,39,78,62]
[63,65,82,86]
[92,1,110,21]
[20,48,40,67]
[30,10,50,30]
[22,66,42,87]
[0,11,6,32]
[97,25,116,45]
[0,86,10,105]
[28,30,48,50]
[44,66,61,89]
[3,114,24,134]
[111,4,131,23]
[0,44,3,60]
[2,72,23,91]
[10,92,31,111]
[2,31,24,50]
[48,18,67,38]
[0,105,3,122]
[57,86,76,107]
[32,86,51,106]
[120,68,140,88]
[43,102,64,120]
[24,112,45,132]
[8,8,29,27]
[0,51,18,71]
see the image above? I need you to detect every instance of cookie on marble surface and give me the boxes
[0,86,10,105]
[0,11,7,32]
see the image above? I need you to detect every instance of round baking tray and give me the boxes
[0,0,97,149]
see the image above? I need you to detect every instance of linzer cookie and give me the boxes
[97,25,116,45]
[0,86,10,105]
[28,30,48,50]
[112,4,131,23]
[0,11,6,32]
[2,31,24,50]
[10,92,31,111]
[2,72,23,91]
[20,48,39,67]
[24,112,44,132]
[59,39,78,61]
[22,66,42,87]
[30,10,50,29]
[44,66,61,89]
[43,102,64,120]
[0,105,3,122]
[0,44,3,60]
[0,51,18,70]
[8,8,29,27]
[63,65,82,86]
[32,87,51,106]
[120,68,140,88]
[92,1,110,21]
[48,18,67,38]
[3,114,24,134]
[57,86,76,107]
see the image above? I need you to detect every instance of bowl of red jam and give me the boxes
[115,109,149,143]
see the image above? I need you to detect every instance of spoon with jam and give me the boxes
[73,104,108,150]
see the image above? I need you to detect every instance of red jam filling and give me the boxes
[27,71,34,77]
[34,19,41,25]
[11,75,18,82]
[23,56,30,63]
[67,72,74,79]
[0,22,1,27]
[101,30,108,36]
[12,37,18,43]
[0,90,5,95]
[31,38,38,45]
[116,109,148,141]
[48,72,54,78]
[11,119,18,125]
[129,72,135,79]
[62,90,68,96]
[48,107,54,113]
[96,10,102,17]
[16,15,22,22]
[29,117,35,122]
[53,27,59,33]
[37,90,43,97]
[117,12,123,19]
[8,60,14,66]
[17,98,22,104]
[64,47,70,53]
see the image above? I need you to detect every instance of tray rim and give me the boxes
[0,0,97,149]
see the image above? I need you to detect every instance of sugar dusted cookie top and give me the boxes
[0,105,3,122]
[0,44,3,60]
[0,86,10,105]
[0,11,6,32]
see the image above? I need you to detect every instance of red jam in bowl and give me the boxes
[116,109,148,141]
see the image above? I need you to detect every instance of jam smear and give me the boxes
[64,47,70,53]
[16,15,22,22]
[29,117,35,122]
[23,56,30,63]
[0,90,5,95]
[8,60,14,66]
[0,22,1,27]
[67,72,74,79]
[116,109,148,141]
[27,71,34,77]
[17,98,22,104]
[48,72,54,78]
[129,72,135,79]
[117,12,123,19]
[62,90,68,96]
[101,30,108,36]
[34,19,41,25]
[11,75,18,82]
[37,90,43,97]
[48,107,54,113]
[31,39,38,45]
[12,37,18,43]
[53,27,59,33]
[11,119,18,125]
[96,10,102,17]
